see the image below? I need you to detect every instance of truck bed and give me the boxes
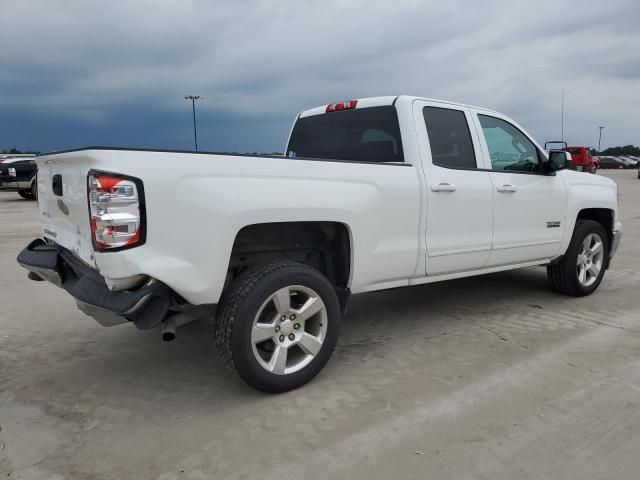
[35,146,420,304]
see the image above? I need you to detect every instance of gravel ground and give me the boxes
[1,170,639,480]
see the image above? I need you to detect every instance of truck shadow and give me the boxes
[6,264,593,461]
[347,266,552,319]
[31,267,554,400]
[0,196,33,203]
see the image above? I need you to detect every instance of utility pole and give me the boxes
[598,126,605,153]
[184,95,202,151]
[561,89,565,143]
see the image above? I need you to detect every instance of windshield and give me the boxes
[287,106,404,163]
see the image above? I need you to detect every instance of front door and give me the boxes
[414,101,494,276]
[472,112,568,266]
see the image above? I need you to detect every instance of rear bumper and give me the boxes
[0,177,25,191]
[17,239,173,327]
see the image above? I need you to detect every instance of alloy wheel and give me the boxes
[251,285,327,375]
[576,233,604,287]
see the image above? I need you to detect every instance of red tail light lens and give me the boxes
[88,172,145,251]
[326,100,357,113]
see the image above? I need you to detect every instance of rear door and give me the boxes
[471,111,568,266]
[413,100,494,275]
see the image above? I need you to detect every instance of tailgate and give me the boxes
[36,152,95,266]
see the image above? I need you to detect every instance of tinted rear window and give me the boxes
[287,106,404,163]
[568,148,583,155]
[423,107,476,169]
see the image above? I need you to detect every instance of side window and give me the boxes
[423,107,477,169]
[478,115,540,173]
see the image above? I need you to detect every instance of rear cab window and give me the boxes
[422,107,477,169]
[286,106,404,163]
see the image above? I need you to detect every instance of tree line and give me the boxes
[1,148,40,155]
[595,145,640,156]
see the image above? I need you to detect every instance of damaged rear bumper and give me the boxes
[17,239,174,327]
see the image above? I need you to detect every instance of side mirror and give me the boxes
[546,150,571,172]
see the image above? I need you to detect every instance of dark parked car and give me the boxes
[613,157,637,169]
[0,157,38,200]
[597,157,626,169]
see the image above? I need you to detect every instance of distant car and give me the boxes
[618,156,639,167]
[0,157,38,199]
[615,157,637,169]
[566,146,598,173]
[597,157,626,169]
[630,157,640,178]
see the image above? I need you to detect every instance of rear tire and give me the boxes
[547,220,609,297]
[215,261,341,393]
[31,181,38,200]
[18,190,33,200]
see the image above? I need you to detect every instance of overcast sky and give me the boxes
[1,0,639,153]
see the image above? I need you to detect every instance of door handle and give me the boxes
[496,184,517,193]
[431,183,456,192]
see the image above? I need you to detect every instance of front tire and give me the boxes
[215,261,341,393]
[547,220,609,297]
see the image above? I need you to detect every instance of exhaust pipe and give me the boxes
[161,313,198,342]
[161,316,177,342]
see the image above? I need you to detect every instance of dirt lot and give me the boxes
[1,170,639,480]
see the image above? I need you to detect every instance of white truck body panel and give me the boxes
[36,150,422,304]
[34,95,620,307]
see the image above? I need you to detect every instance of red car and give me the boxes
[545,142,599,174]
[566,146,599,174]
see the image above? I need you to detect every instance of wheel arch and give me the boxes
[559,208,614,269]
[576,208,614,249]
[226,221,353,311]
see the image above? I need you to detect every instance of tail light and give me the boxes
[326,100,357,113]
[88,171,145,251]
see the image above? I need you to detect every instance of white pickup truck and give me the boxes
[18,95,621,392]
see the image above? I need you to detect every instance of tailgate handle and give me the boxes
[52,174,63,196]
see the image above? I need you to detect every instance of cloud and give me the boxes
[1,0,639,151]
